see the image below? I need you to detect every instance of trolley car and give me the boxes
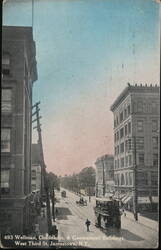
[94,197,122,230]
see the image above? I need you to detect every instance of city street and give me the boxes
[55,189,158,248]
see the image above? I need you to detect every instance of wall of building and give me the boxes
[111,84,159,211]
[1,26,37,234]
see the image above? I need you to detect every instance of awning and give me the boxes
[123,196,132,204]
[138,197,150,204]
[152,196,159,203]
[122,195,129,203]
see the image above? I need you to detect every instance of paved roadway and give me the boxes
[55,189,158,248]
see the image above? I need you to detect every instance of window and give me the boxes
[125,140,128,151]
[129,155,132,165]
[2,89,12,113]
[152,137,158,149]
[151,102,157,113]
[125,156,128,166]
[115,147,117,155]
[117,159,120,168]
[115,174,119,185]
[121,157,124,168]
[127,139,132,151]
[125,173,128,185]
[128,122,131,134]
[125,124,128,136]
[151,172,158,186]
[120,142,124,153]
[137,137,144,150]
[114,119,116,128]
[117,145,119,154]
[1,128,11,152]
[31,170,36,179]
[1,169,10,194]
[115,160,117,169]
[117,131,119,141]
[137,120,143,132]
[127,104,131,115]
[153,154,158,167]
[138,102,143,112]
[138,172,148,185]
[138,153,144,165]
[121,174,125,185]
[129,172,133,185]
[2,53,10,75]
[114,133,117,142]
[120,111,123,123]
[120,127,124,138]
[152,120,158,132]
[116,116,119,125]
[124,108,127,118]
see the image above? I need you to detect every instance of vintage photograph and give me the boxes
[1,0,160,248]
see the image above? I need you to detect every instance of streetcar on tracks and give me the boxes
[94,197,122,230]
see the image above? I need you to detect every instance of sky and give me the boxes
[3,0,160,176]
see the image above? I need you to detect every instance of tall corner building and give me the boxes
[110,83,160,212]
[1,26,38,234]
[95,154,114,197]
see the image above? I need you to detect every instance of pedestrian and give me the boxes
[55,208,58,216]
[85,219,91,232]
[34,223,40,240]
[122,207,126,216]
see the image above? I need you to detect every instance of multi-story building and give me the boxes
[110,83,159,212]
[31,144,41,192]
[95,154,114,197]
[1,26,37,234]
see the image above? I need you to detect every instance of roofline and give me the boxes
[110,83,160,112]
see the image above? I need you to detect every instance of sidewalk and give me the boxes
[124,210,159,231]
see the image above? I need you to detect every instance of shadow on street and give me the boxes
[120,229,144,241]
[56,207,72,220]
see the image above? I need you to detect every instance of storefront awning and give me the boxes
[138,197,150,204]
[122,195,129,203]
[123,196,132,204]
[152,196,159,203]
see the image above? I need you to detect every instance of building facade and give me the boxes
[1,26,37,234]
[95,154,114,197]
[31,144,41,192]
[110,83,159,212]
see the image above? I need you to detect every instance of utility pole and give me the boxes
[102,158,105,196]
[132,136,138,221]
[32,102,52,234]
[52,184,55,222]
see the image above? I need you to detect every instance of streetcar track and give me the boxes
[61,192,158,245]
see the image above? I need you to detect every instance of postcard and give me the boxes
[1,0,160,249]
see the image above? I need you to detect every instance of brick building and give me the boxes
[95,154,114,197]
[31,144,41,192]
[1,26,37,233]
[110,83,159,212]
